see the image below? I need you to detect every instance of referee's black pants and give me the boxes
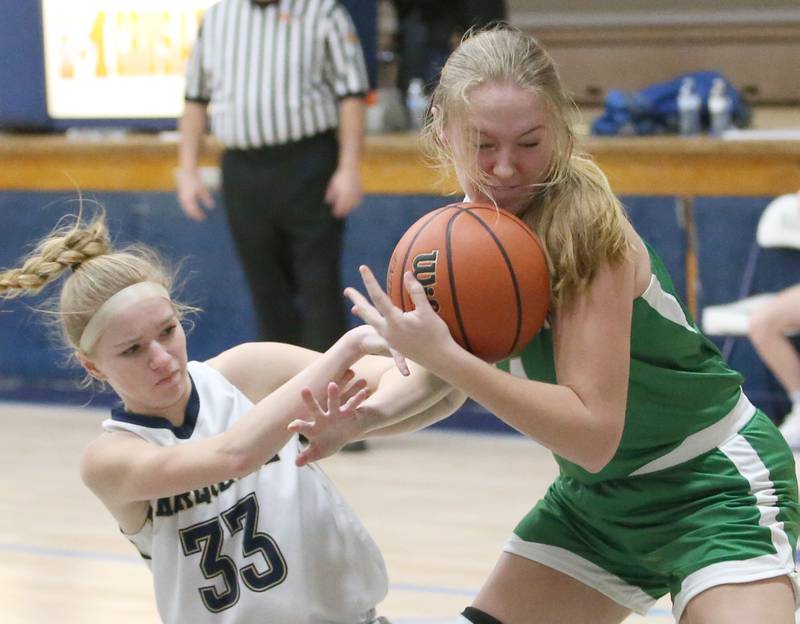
[221,131,347,352]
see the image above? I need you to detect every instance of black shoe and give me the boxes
[341,440,368,452]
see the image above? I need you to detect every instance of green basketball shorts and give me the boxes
[505,410,800,621]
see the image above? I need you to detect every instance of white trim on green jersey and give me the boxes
[498,241,745,483]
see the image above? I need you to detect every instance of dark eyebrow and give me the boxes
[112,313,176,349]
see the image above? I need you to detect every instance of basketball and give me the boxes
[386,202,550,362]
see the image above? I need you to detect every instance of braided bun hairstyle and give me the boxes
[0,210,177,353]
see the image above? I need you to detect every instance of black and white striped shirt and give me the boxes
[185,0,368,148]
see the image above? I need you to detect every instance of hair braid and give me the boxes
[0,219,110,297]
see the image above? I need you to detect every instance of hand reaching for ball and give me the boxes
[289,381,369,466]
[345,265,458,372]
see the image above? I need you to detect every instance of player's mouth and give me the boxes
[156,369,181,386]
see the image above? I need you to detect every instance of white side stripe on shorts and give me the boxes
[504,535,656,615]
[670,431,798,620]
[720,432,793,564]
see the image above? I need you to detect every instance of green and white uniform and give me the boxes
[497,243,799,620]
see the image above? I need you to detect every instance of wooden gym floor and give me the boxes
[1,400,795,623]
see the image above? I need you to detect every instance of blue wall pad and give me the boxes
[621,195,687,303]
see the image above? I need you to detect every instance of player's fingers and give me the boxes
[359,266,399,318]
[301,387,324,416]
[287,419,315,438]
[391,348,410,376]
[340,368,355,385]
[340,378,368,404]
[341,387,369,412]
[345,286,386,327]
[403,271,433,312]
[334,370,355,396]
[326,381,342,413]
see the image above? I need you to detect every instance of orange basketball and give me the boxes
[387,202,549,362]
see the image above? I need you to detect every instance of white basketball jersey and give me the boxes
[102,360,387,624]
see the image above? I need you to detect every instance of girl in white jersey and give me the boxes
[290,27,800,624]
[0,210,462,624]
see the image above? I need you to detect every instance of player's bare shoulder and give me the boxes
[623,222,652,298]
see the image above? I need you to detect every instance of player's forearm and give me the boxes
[178,101,209,172]
[337,96,365,171]
[221,332,366,474]
[356,363,461,434]
[365,388,467,436]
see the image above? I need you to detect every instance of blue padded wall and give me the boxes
[622,195,687,303]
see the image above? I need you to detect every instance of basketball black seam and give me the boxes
[446,207,472,352]
[461,207,524,356]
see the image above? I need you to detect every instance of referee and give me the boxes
[177,0,369,354]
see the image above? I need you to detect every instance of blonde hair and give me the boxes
[421,27,630,308]
[0,209,190,375]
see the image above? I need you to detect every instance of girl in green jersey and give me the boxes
[292,27,800,624]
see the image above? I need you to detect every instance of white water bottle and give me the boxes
[677,77,701,136]
[406,78,428,130]
[708,77,732,136]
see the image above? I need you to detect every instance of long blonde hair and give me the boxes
[422,27,630,308]
[0,209,189,380]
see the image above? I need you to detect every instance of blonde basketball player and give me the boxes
[0,209,461,623]
[292,27,800,624]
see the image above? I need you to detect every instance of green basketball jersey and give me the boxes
[497,242,745,483]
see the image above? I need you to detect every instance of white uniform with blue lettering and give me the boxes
[102,360,387,624]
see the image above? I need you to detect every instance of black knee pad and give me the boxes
[461,606,504,624]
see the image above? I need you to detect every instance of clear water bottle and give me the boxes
[677,77,701,136]
[708,77,733,136]
[406,78,428,130]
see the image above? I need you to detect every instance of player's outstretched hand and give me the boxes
[345,322,409,376]
[289,381,368,466]
[345,265,455,371]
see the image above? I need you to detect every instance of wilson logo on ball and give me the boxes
[411,250,440,312]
